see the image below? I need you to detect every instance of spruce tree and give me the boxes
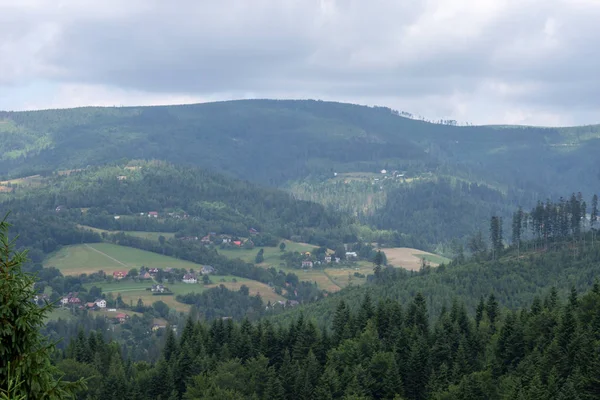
[263,367,285,400]
[0,218,83,399]
[475,297,485,328]
[485,294,499,332]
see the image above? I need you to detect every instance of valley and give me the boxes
[2,99,600,400]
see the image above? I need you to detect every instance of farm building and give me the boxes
[113,271,127,280]
[182,274,198,284]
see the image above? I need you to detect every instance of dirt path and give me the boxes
[84,244,130,268]
[322,270,342,291]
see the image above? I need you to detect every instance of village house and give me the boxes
[182,274,198,284]
[233,240,242,247]
[201,235,212,244]
[148,268,159,275]
[221,235,232,244]
[33,294,49,305]
[95,299,107,308]
[68,297,81,305]
[148,211,159,218]
[152,324,166,332]
[345,252,358,259]
[113,271,127,280]
[301,260,314,269]
[140,271,152,279]
[249,227,259,235]
[86,302,96,309]
[201,265,215,275]
[115,313,129,324]
[61,297,70,306]
[117,175,127,181]
[151,284,166,293]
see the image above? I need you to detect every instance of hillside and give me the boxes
[1,100,598,195]
[0,161,370,255]
[3,100,598,253]
[272,238,600,326]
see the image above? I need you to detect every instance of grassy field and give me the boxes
[46,307,74,321]
[381,247,450,270]
[85,275,285,312]
[415,253,451,266]
[77,225,175,241]
[0,174,45,187]
[218,240,318,265]
[45,243,202,276]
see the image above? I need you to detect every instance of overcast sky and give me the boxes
[1,0,599,126]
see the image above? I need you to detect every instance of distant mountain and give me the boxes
[1,100,598,193]
[2,100,599,251]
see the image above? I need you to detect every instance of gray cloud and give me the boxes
[1,0,600,125]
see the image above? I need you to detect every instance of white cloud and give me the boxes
[1,0,600,126]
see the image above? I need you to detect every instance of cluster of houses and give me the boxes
[182,229,259,247]
[59,292,108,310]
[60,292,82,307]
[182,265,215,284]
[266,300,300,310]
[110,265,215,284]
[134,210,190,220]
[299,251,358,269]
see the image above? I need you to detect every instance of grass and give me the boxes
[45,243,203,276]
[77,225,175,241]
[85,275,285,312]
[381,247,449,271]
[84,281,204,312]
[0,174,45,187]
[218,240,318,265]
[218,240,349,292]
[415,253,451,265]
[46,307,74,321]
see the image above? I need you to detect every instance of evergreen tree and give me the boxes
[475,297,485,328]
[486,294,499,332]
[255,249,265,264]
[490,216,503,260]
[373,251,384,279]
[0,218,83,399]
[512,207,523,256]
[163,327,178,362]
[263,367,285,400]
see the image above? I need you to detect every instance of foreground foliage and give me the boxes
[0,218,82,399]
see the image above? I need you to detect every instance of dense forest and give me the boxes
[49,285,600,400]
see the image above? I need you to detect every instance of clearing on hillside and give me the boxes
[77,225,175,241]
[45,243,203,276]
[381,247,450,271]
[218,240,318,265]
[85,276,284,312]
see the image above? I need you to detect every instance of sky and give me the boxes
[1,0,599,126]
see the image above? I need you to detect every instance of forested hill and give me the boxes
[0,162,373,260]
[272,237,600,327]
[1,100,599,195]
